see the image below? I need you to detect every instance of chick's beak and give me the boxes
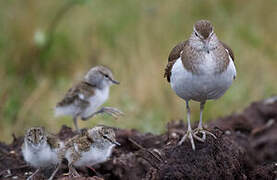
[109,138,121,146]
[111,79,120,85]
[103,135,121,146]
[112,140,121,146]
[203,39,210,53]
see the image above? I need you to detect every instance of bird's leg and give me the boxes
[27,168,40,180]
[193,101,216,141]
[68,163,80,177]
[48,163,61,180]
[63,148,81,177]
[196,101,206,141]
[67,147,82,177]
[73,115,80,132]
[86,166,102,177]
[81,107,123,121]
[178,101,196,150]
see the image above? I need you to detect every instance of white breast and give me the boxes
[55,87,110,118]
[22,142,61,168]
[81,87,110,118]
[71,144,115,167]
[170,55,236,102]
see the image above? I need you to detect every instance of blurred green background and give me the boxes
[1,0,277,142]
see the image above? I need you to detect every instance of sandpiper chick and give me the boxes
[164,20,236,150]
[55,65,123,131]
[60,126,120,177]
[22,127,64,180]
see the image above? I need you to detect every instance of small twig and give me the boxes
[86,166,102,177]
[127,138,161,170]
[251,119,275,136]
[128,138,163,163]
[139,155,161,170]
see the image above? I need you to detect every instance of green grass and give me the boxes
[0,0,277,142]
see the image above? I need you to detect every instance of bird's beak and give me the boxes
[112,140,121,146]
[111,79,120,85]
[103,135,121,146]
[203,39,210,53]
[109,138,121,146]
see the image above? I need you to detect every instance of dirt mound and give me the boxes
[0,97,277,180]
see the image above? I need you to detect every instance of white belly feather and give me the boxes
[55,87,109,117]
[65,144,115,167]
[22,143,61,168]
[170,55,236,102]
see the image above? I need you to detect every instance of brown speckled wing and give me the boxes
[64,130,94,152]
[219,41,234,62]
[56,81,95,107]
[164,41,187,82]
[214,42,233,73]
[76,136,94,152]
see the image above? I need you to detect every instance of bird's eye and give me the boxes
[104,74,109,78]
[195,32,199,37]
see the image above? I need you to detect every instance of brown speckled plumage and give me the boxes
[164,20,236,150]
[194,20,213,39]
[22,127,63,180]
[64,129,94,153]
[220,41,235,61]
[56,81,95,107]
[164,41,187,82]
[23,127,62,150]
[164,20,234,82]
[58,129,94,162]
[60,126,118,170]
[181,42,204,73]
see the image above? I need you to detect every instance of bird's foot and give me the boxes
[178,130,196,150]
[102,107,124,119]
[70,171,81,178]
[193,127,217,142]
[68,167,81,178]
[26,168,40,180]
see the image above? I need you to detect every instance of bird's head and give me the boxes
[190,20,216,52]
[24,127,47,148]
[84,65,120,89]
[88,126,120,147]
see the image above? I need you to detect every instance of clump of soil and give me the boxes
[1,97,277,180]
